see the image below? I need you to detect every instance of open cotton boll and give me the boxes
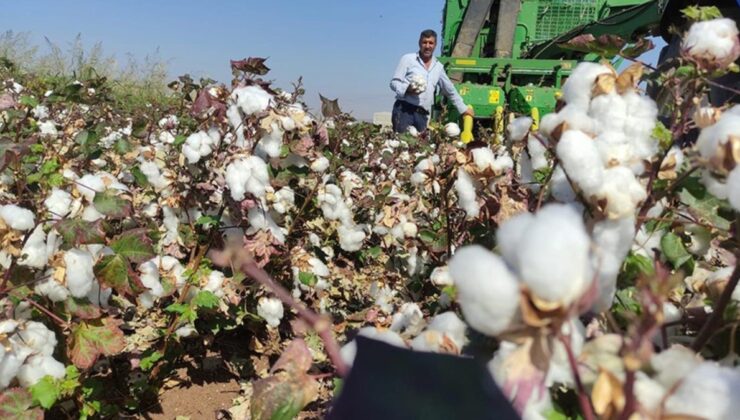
[527,135,549,170]
[247,207,286,243]
[340,327,406,367]
[225,156,270,200]
[390,303,424,333]
[161,206,180,246]
[591,217,636,311]
[542,105,596,137]
[455,168,479,219]
[255,123,284,159]
[310,156,330,173]
[549,166,576,203]
[44,188,73,219]
[203,270,226,298]
[231,85,273,116]
[595,131,632,167]
[338,223,366,252]
[471,147,500,172]
[76,172,128,202]
[139,160,171,192]
[182,130,218,164]
[272,187,295,214]
[701,169,728,199]
[64,248,95,298]
[408,74,427,93]
[18,225,48,269]
[557,130,604,196]
[682,18,740,69]
[257,297,283,328]
[138,259,165,301]
[417,311,468,351]
[444,122,461,137]
[507,117,532,142]
[727,167,740,211]
[696,111,740,169]
[663,362,740,420]
[17,321,57,356]
[17,354,66,387]
[496,211,534,269]
[562,62,613,110]
[589,92,628,134]
[38,121,58,137]
[86,279,112,308]
[32,105,49,120]
[449,245,520,336]
[429,265,453,286]
[597,166,647,219]
[35,276,70,302]
[515,204,591,305]
[0,204,35,231]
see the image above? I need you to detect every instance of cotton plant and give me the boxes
[0,320,66,390]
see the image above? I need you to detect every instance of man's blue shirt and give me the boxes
[390,53,468,114]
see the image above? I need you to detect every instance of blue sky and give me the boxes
[1,1,665,120]
[1,0,446,120]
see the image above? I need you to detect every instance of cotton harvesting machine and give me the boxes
[436,0,668,141]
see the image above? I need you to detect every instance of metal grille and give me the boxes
[534,0,601,42]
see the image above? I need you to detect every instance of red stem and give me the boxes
[558,334,595,420]
[242,262,349,377]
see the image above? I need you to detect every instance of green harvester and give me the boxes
[436,0,667,139]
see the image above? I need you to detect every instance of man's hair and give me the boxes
[419,29,437,40]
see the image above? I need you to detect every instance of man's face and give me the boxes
[419,36,437,60]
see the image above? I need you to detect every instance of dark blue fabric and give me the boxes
[392,100,428,133]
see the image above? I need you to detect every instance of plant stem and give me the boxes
[558,334,595,420]
[24,298,69,329]
[242,262,349,377]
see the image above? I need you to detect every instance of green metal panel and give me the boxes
[508,85,561,115]
[448,83,505,118]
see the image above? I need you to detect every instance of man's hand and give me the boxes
[462,107,474,117]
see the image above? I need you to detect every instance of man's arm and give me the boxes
[438,71,473,115]
[390,55,413,96]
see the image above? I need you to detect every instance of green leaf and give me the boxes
[109,229,154,263]
[678,177,732,231]
[681,5,722,21]
[165,302,197,322]
[29,376,60,409]
[93,189,131,219]
[19,95,38,108]
[139,350,164,371]
[675,65,696,78]
[94,254,140,295]
[533,167,552,184]
[114,138,132,154]
[651,122,672,151]
[619,252,655,287]
[298,271,317,287]
[195,215,220,229]
[192,290,219,309]
[0,388,43,420]
[661,232,693,271]
[130,165,150,188]
[60,366,80,395]
[68,319,126,369]
[65,297,102,320]
[55,218,106,248]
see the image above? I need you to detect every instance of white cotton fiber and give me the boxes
[561,62,613,110]
[507,117,532,142]
[557,130,604,196]
[455,168,479,218]
[247,207,286,243]
[449,245,520,336]
[591,217,636,311]
[0,204,35,231]
[35,276,70,303]
[225,156,270,201]
[16,355,66,387]
[257,297,284,328]
[44,188,73,219]
[549,166,576,202]
[310,156,330,173]
[255,123,284,159]
[682,18,740,68]
[338,223,366,252]
[18,225,48,269]
[514,204,591,305]
[64,248,95,298]
[231,85,273,116]
[727,167,740,211]
[596,166,647,219]
[663,362,740,420]
[444,122,461,137]
[182,130,219,164]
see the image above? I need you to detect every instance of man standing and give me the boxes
[390,29,473,133]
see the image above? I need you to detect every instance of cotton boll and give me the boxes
[0,349,29,389]
[86,279,112,308]
[247,207,286,243]
[697,111,740,171]
[408,74,427,93]
[471,148,496,172]
[594,131,632,167]
[651,345,702,389]
[32,105,49,120]
[507,117,533,142]
[496,211,534,269]
[340,327,406,367]
[561,62,613,110]
[682,18,740,69]
[257,297,284,328]
[337,223,366,252]
[182,131,217,164]
[389,303,424,333]
[0,204,35,231]
[16,354,66,387]
[139,161,170,192]
[175,324,197,338]
[701,169,728,199]
[515,204,591,305]
[225,156,270,200]
[429,266,453,286]
[203,270,226,298]
[38,121,58,137]
[449,245,520,336]
[272,187,295,214]
[727,167,740,211]
[406,126,419,137]
[255,123,284,159]
[455,169,479,219]
[591,217,636,311]
[161,206,180,246]
[589,93,627,134]
[64,248,95,298]
[546,105,597,135]
[310,156,330,173]
[44,188,73,219]
[527,135,549,170]
[35,276,70,302]
[18,225,48,269]
[557,130,604,196]
[17,321,57,356]
[444,122,460,137]
[596,166,647,219]
[231,85,273,116]
[424,311,467,350]
[549,166,576,202]
[663,362,740,420]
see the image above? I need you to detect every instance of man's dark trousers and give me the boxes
[392,100,428,133]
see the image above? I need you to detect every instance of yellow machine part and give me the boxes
[461,114,474,144]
